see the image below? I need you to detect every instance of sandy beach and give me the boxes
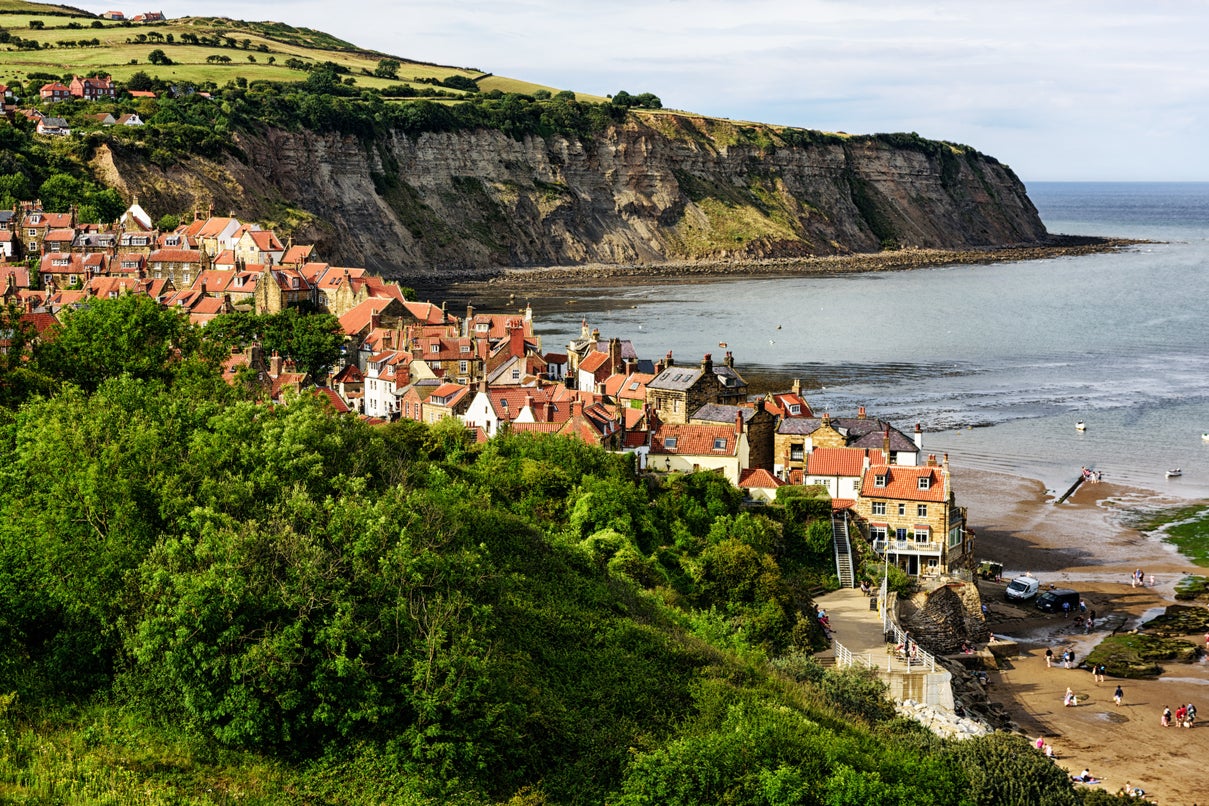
[956,467,1209,805]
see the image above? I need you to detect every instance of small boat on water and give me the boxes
[1075,421,1086,432]
[1166,468,1183,478]
[1202,433,1209,442]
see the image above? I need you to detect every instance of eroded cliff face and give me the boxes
[96,113,1048,283]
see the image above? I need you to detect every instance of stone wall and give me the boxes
[901,580,990,654]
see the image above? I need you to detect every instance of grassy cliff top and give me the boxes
[0,0,583,99]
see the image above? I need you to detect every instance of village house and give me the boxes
[252,266,313,313]
[116,113,143,127]
[36,117,71,137]
[100,10,125,20]
[738,468,784,504]
[851,453,973,577]
[233,227,285,266]
[329,364,364,413]
[105,252,147,278]
[648,414,748,485]
[39,83,71,103]
[602,368,655,411]
[420,382,472,424]
[690,401,776,472]
[398,379,441,423]
[0,230,14,261]
[147,247,206,287]
[645,352,748,425]
[803,446,885,507]
[69,76,116,101]
[773,408,921,479]
[183,215,243,257]
[363,349,411,419]
[764,380,814,418]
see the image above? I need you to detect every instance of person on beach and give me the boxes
[1035,736,1045,750]
[1064,687,1075,707]
[1176,704,1187,727]
[1187,702,1196,727]
[1161,706,1172,727]
[1114,684,1123,706]
[1062,600,1071,619]
[1045,647,1053,667]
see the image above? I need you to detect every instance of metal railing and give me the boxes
[872,539,943,554]
[882,621,936,672]
[833,639,877,670]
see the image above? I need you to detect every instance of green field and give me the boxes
[0,0,572,98]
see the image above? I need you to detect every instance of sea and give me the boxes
[475,182,1209,502]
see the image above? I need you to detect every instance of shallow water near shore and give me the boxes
[486,183,1209,503]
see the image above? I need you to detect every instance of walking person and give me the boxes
[1045,647,1053,668]
[1114,684,1123,706]
[1064,687,1075,707]
[1161,705,1172,727]
[1187,702,1196,727]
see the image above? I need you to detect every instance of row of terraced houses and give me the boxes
[0,198,973,578]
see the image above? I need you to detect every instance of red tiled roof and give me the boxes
[806,447,883,477]
[651,422,739,456]
[578,350,610,373]
[739,468,783,489]
[859,465,948,502]
[313,387,350,413]
[149,249,204,263]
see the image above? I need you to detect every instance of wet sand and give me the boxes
[956,467,1209,805]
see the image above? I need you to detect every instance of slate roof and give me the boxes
[691,403,756,424]
[648,365,704,391]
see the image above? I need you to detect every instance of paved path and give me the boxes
[815,587,938,673]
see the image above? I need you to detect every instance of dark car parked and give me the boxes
[1036,588,1080,614]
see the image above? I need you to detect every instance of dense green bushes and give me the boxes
[0,296,1095,803]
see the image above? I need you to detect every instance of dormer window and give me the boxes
[788,404,801,415]
[918,477,931,490]
[460,344,470,353]
[874,474,887,487]
[430,344,439,353]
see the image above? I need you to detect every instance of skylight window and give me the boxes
[665,437,678,449]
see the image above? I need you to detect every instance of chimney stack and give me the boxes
[914,422,923,449]
[701,353,713,373]
[858,405,866,419]
[792,378,801,396]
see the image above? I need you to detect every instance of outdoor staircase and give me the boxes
[832,512,855,588]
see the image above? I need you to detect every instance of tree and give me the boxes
[34,293,195,392]
[125,69,154,91]
[374,58,399,79]
[147,48,172,65]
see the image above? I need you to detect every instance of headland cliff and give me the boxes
[93,113,1051,285]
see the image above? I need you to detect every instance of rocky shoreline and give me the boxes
[432,236,1143,294]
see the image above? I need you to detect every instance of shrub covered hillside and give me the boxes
[0,297,1098,804]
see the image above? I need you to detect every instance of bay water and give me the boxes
[489,183,1209,500]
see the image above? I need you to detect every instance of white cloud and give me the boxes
[76,0,1209,179]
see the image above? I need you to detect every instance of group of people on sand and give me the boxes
[1161,702,1198,728]
[1130,568,1154,587]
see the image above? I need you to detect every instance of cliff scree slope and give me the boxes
[95,113,1048,283]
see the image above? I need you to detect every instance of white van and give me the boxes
[1005,575,1040,601]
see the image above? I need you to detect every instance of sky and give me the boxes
[77,1,1209,182]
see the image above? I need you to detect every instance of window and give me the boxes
[511,369,520,380]
[917,504,927,517]
[790,445,804,461]
[788,403,801,415]
[914,528,930,543]
[460,344,470,353]
[665,437,678,449]
[869,526,887,541]
[459,360,468,374]
[872,502,886,515]
[897,503,906,516]
[918,477,931,490]
[896,528,907,540]
[713,437,727,451]
[948,526,963,548]
[874,474,887,487]
[430,344,440,353]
